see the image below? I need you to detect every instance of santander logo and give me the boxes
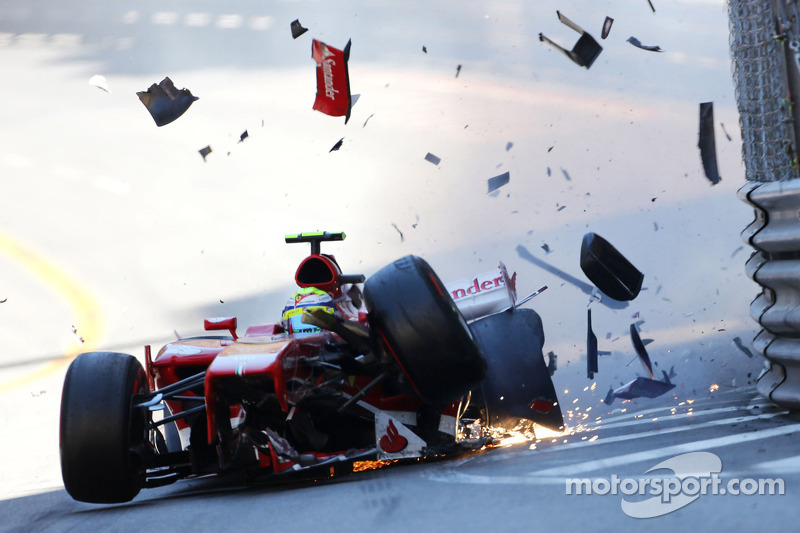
[379,420,408,453]
[321,45,338,101]
[449,274,505,301]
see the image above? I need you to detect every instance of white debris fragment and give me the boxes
[88,74,111,93]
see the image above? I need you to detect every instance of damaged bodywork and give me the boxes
[59,232,562,504]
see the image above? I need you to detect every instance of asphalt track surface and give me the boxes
[1,387,797,532]
[0,1,796,531]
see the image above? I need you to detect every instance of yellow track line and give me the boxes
[0,230,104,392]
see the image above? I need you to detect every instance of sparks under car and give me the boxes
[59,232,563,503]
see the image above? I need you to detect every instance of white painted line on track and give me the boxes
[151,12,179,26]
[216,14,243,29]
[185,13,211,27]
[585,390,763,427]
[427,471,565,485]
[463,410,788,468]
[249,16,273,30]
[532,420,800,477]
[752,455,800,474]
[535,411,788,455]
[580,402,774,433]
[427,413,798,486]
[122,11,139,24]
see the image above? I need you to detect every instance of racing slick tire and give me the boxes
[60,352,148,503]
[364,255,487,406]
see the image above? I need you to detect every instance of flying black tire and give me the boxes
[60,352,148,503]
[364,255,486,406]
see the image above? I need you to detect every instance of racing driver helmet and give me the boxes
[281,287,335,337]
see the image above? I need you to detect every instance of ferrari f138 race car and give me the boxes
[59,232,563,503]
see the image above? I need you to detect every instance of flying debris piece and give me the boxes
[488,171,510,193]
[645,0,656,13]
[137,77,198,127]
[720,122,733,141]
[391,223,404,242]
[733,336,755,358]
[290,19,308,39]
[604,387,615,405]
[514,285,548,308]
[630,324,655,379]
[363,113,374,127]
[517,244,629,310]
[329,138,344,152]
[612,377,674,400]
[547,167,552,177]
[311,39,353,123]
[0,298,7,303]
[506,142,513,151]
[539,11,603,69]
[587,309,598,379]
[422,45,428,54]
[627,36,663,52]
[580,233,644,301]
[561,168,572,181]
[198,146,212,161]
[238,130,249,143]
[88,74,111,93]
[455,64,462,78]
[601,17,614,39]
[71,325,84,345]
[541,243,551,254]
[547,351,557,376]
[667,365,677,379]
[698,102,721,185]
[516,244,629,309]
[424,152,441,165]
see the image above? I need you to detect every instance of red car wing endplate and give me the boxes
[311,39,352,123]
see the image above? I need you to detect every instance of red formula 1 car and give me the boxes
[59,232,563,503]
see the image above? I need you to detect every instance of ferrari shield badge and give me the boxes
[311,39,353,123]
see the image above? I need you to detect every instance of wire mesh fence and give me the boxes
[729,0,799,182]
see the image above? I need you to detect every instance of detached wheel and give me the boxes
[60,352,148,503]
[364,255,486,406]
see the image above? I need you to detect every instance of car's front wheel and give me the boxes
[60,352,148,503]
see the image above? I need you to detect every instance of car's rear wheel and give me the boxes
[60,352,148,503]
[364,255,486,406]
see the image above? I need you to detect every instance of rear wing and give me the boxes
[445,262,545,321]
[285,231,345,255]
